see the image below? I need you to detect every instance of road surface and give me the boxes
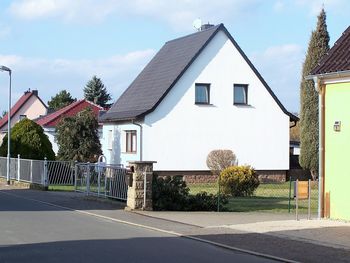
[0,190,276,263]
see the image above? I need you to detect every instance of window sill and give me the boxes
[234,103,252,107]
[195,103,214,106]
[122,152,137,154]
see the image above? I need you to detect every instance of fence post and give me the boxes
[86,162,90,196]
[126,161,156,210]
[30,160,33,183]
[17,154,20,182]
[217,174,221,212]
[43,157,48,190]
[74,161,78,191]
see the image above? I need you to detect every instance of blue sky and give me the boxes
[0,0,349,114]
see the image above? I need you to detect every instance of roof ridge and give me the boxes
[165,24,222,44]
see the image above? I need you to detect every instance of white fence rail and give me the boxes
[75,163,129,201]
[0,156,74,186]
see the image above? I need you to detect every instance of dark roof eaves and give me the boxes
[220,26,296,121]
[310,26,350,75]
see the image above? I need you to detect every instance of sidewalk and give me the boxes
[136,211,350,251]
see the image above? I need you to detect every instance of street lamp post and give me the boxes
[0,65,12,185]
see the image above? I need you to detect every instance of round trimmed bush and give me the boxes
[0,118,55,160]
[220,165,259,197]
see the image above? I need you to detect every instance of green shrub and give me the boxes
[220,165,259,197]
[152,175,189,211]
[0,118,55,160]
[187,192,228,211]
[152,175,227,211]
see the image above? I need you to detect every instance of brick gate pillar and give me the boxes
[126,161,156,211]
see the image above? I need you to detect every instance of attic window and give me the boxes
[195,83,210,104]
[234,84,248,105]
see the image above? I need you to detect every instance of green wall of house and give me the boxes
[325,82,350,220]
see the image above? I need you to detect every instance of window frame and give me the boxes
[107,130,113,150]
[233,84,248,105]
[125,130,137,153]
[195,83,211,105]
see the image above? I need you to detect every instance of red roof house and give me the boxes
[35,99,104,154]
[0,89,47,131]
[36,99,104,128]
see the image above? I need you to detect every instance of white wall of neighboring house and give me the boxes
[103,30,289,171]
[44,128,58,154]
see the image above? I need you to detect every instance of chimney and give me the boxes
[32,90,38,96]
[200,23,214,31]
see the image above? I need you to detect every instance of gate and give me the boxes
[75,163,129,201]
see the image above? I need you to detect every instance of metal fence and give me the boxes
[0,156,74,186]
[185,175,319,215]
[75,163,129,201]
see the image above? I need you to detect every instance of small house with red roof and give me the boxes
[35,99,104,154]
[0,89,47,144]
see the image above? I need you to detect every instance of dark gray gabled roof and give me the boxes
[101,24,297,123]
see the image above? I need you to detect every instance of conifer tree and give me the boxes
[299,8,330,180]
[83,76,112,107]
[48,90,76,111]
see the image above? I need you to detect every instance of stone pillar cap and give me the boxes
[128,161,157,164]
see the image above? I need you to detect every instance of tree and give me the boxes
[290,122,300,142]
[0,118,55,160]
[48,90,76,111]
[83,76,112,107]
[56,108,102,162]
[299,8,330,180]
[206,150,237,175]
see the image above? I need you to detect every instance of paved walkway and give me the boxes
[137,211,350,250]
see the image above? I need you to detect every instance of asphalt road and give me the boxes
[0,190,275,263]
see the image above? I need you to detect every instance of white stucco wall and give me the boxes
[143,30,289,171]
[102,124,140,166]
[103,30,289,170]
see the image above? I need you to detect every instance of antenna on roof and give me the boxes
[193,18,202,31]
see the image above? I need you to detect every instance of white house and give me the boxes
[101,23,297,177]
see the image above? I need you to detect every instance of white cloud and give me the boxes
[9,0,262,30]
[0,49,155,110]
[250,44,305,112]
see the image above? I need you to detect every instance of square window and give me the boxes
[195,83,210,104]
[125,130,137,153]
[234,84,248,105]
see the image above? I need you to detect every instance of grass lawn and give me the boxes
[49,185,75,191]
[188,182,319,213]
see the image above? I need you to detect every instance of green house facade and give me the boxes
[309,26,350,220]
